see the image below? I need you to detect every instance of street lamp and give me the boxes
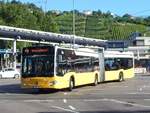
[72,0,75,47]
[44,0,47,13]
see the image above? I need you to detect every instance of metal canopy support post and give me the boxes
[137,49,140,60]
[13,39,16,69]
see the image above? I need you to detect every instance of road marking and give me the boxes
[68,105,76,110]
[127,92,150,95]
[0,93,23,96]
[109,99,150,108]
[51,106,79,113]
[84,99,108,102]
[24,99,54,102]
[84,98,150,108]
[64,92,68,95]
[63,99,67,103]
[139,88,142,91]
[109,86,128,88]
[80,89,105,91]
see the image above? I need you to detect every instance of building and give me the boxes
[132,37,150,46]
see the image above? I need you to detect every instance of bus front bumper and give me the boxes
[21,77,61,89]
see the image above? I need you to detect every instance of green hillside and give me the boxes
[0,0,150,49]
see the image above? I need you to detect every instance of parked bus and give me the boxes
[21,45,134,91]
[104,51,134,82]
[21,45,103,91]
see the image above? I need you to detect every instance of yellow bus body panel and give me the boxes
[75,71,98,86]
[105,68,134,81]
[105,70,120,81]
[21,71,99,89]
[124,68,134,79]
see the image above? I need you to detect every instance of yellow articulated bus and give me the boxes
[21,45,103,91]
[21,45,134,91]
[104,51,134,82]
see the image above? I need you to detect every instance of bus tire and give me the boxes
[119,72,124,82]
[93,75,98,86]
[69,77,74,91]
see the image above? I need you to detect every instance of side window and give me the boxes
[74,57,93,73]
[120,58,133,70]
[127,58,133,69]
[93,58,99,71]
[56,49,74,76]
[105,58,120,71]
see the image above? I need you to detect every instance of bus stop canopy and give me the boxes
[0,25,107,47]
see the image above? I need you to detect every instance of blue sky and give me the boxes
[20,0,150,16]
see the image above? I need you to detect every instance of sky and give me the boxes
[19,0,150,16]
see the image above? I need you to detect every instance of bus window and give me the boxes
[93,58,99,71]
[22,55,54,77]
[105,63,110,71]
[105,58,120,71]
[73,57,93,73]
[56,49,74,76]
[120,58,133,70]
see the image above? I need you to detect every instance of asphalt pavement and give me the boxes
[0,75,150,113]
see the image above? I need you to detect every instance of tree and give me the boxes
[41,15,59,33]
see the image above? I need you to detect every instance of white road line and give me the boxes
[139,88,142,91]
[68,105,76,110]
[109,86,128,88]
[64,92,68,95]
[51,106,79,113]
[84,98,150,108]
[63,99,67,103]
[0,93,23,95]
[109,99,150,108]
[24,99,54,102]
[84,99,108,102]
[80,89,105,91]
[127,92,150,95]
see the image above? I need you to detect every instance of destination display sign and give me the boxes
[22,46,54,55]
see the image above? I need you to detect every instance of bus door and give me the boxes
[104,58,121,81]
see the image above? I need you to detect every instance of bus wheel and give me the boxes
[93,75,98,86]
[119,72,124,82]
[69,78,74,91]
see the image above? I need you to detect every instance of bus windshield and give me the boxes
[22,55,54,77]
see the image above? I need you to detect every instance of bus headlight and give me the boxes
[49,81,57,86]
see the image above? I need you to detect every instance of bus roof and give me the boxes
[75,48,99,57]
[104,51,134,58]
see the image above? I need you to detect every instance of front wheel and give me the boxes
[93,75,98,86]
[119,72,124,82]
[69,79,74,91]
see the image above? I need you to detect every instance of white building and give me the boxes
[133,37,150,46]
[83,10,93,16]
